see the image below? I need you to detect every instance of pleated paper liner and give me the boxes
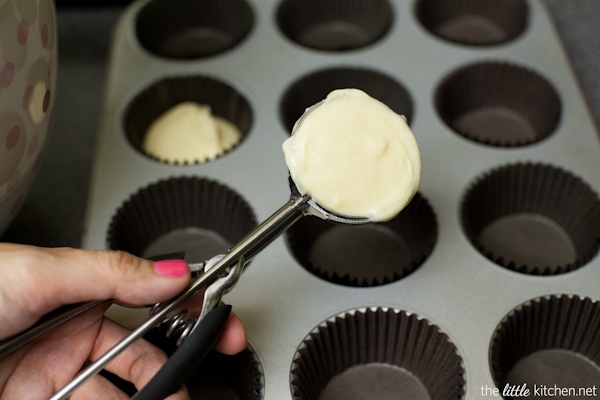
[435,61,561,147]
[415,0,528,46]
[490,295,600,400]
[107,177,257,265]
[123,74,253,165]
[279,66,414,133]
[460,162,600,275]
[134,0,254,59]
[286,192,437,287]
[276,0,393,52]
[290,307,465,400]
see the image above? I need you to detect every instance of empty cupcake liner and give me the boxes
[107,176,257,264]
[279,66,414,133]
[415,0,528,46]
[123,74,253,165]
[286,192,437,287]
[276,0,393,51]
[490,295,600,399]
[134,0,254,59]
[291,307,465,400]
[435,61,561,147]
[460,162,600,275]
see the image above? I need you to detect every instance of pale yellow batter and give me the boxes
[142,102,242,163]
[282,89,421,222]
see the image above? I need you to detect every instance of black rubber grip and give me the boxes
[131,305,232,400]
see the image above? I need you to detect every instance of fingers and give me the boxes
[214,312,248,355]
[71,311,243,399]
[0,243,190,338]
[0,308,107,399]
[71,374,129,400]
[87,318,190,400]
[0,243,248,400]
[71,364,190,400]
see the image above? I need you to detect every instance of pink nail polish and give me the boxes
[154,259,189,277]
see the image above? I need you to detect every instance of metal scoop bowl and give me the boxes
[40,100,372,399]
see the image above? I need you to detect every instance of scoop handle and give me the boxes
[131,305,232,400]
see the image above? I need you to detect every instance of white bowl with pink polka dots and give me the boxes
[0,0,56,234]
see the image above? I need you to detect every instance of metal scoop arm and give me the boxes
[49,194,311,400]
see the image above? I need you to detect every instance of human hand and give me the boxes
[0,243,247,399]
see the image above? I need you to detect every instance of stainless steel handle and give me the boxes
[49,195,310,400]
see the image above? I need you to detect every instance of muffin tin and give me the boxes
[81,0,600,398]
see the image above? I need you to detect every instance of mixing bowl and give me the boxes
[0,0,57,234]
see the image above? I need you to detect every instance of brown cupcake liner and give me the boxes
[276,0,393,51]
[415,0,528,46]
[124,75,253,165]
[490,295,600,398]
[291,307,465,400]
[279,66,414,133]
[461,162,600,275]
[107,176,257,265]
[135,0,254,59]
[435,61,561,147]
[286,192,437,287]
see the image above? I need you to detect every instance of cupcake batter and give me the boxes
[282,89,421,222]
[142,102,242,163]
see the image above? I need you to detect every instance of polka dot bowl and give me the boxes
[0,0,57,234]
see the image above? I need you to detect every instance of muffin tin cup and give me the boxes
[435,61,562,147]
[135,0,254,59]
[490,295,600,398]
[279,66,414,133]
[276,0,393,52]
[124,75,253,165]
[107,176,258,263]
[82,1,600,399]
[415,0,528,46]
[291,307,465,400]
[461,162,600,275]
[286,192,437,287]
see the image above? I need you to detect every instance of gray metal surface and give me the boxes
[81,1,600,398]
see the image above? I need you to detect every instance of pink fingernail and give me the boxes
[154,259,189,277]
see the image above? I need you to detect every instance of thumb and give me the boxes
[0,244,191,338]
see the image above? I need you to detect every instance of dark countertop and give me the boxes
[2,0,600,248]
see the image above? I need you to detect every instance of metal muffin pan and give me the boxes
[81,0,600,398]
